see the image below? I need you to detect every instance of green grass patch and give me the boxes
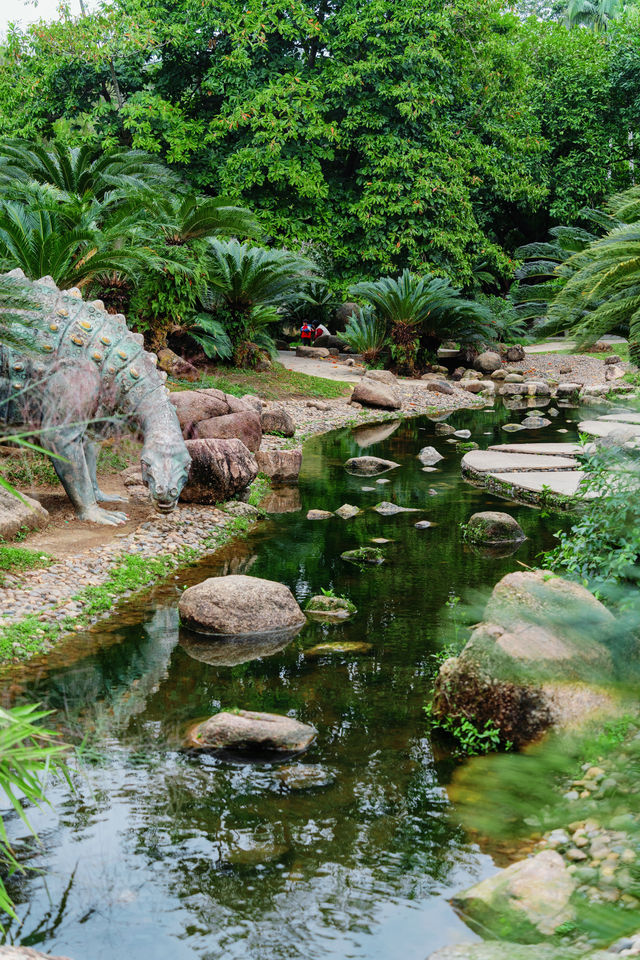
[0,512,258,663]
[169,361,350,400]
[0,546,52,585]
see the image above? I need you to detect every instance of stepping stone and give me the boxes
[490,443,585,456]
[462,450,578,474]
[489,471,597,498]
[578,419,640,438]
[335,504,361,520]
[600,412,640,425]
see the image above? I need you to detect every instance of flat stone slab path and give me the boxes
[578,419,640,437]
[462,407,640,505]
[462,450,578,474]
[490,442,586,456]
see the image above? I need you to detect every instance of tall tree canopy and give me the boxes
[0,0,638,288]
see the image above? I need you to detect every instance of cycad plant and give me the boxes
[202,239,317,362]
[350,269,494,374]
[0,139,180,202]
[539,188,640,359]
[341,306,388,365]
[0,201,142,290]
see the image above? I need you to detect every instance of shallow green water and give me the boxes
[0,404,580,959]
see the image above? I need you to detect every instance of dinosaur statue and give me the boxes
[0,269,192,525]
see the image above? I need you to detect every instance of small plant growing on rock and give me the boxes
[424,706,512,756]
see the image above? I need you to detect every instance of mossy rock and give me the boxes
[464,511,525,545]
[341,547,384,565]
[305,595,357,621]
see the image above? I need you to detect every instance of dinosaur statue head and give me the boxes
[140,437,192,514]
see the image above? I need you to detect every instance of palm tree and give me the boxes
[350,269,494,374]
[565,0,622,31]
[202,239,317,361]
[538,188,640,359]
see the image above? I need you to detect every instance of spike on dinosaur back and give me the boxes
[36,276,58,289]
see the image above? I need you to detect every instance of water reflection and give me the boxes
[0,405,578,959]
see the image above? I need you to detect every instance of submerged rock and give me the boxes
[465,511,526,545]
[521,416,551,429]
[179,574,306,636]
[341,547,384,565]
[305,641,372,655]
[435,422,456,436]
[372,501,419,515]
[186,709,316,755]
[453,850,577,942]
[502,423,525,433]
[304,595,357,621]
[335,503,361,520]
[417,446,444,466]
[276,764,336,791]
[415,520,432,529]
[344,456,400,476]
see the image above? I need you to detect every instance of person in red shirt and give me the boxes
[300,322,313,344]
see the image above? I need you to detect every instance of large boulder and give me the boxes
[474,351,502,373]
[296,345,330,358]
[0,487,48,539]
[465,512,525,545]
[261,404,295,438]
[452,851,577,943]
[170,389,262,451]
[180,439,257,504]
[157,347,199,382]
[350,379,401,410]
[504,344,526,362]
[363,369,397,386]
[335,301,359,329]
[170,387,247,429]
[256,449,302,484]
[193,411,262,452]
[179,574,306,636]
[314,334,346,350]
[431,571,618,747]
[185,709,316,755]
[344,456,400,476]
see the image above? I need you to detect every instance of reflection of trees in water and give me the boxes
[116,734,476,957]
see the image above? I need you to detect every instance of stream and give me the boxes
[0,402,581,959]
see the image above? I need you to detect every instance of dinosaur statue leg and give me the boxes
[40,364,128,526]
[83,438,128,504]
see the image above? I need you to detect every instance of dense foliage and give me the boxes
[2,0,638,288]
